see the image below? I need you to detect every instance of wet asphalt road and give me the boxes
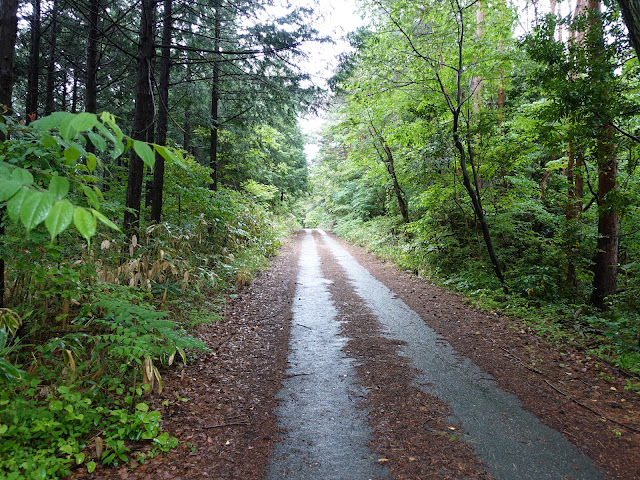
[266,230,602,480]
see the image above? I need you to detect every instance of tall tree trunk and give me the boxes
[591,123,619,308]
[617,0,640,62]
[209,0,221,191]
[86,0,100,114]
[471,1,484,114]
[587,0,619,308]
[566,144,584,289]
[26,0,41,122]
[184,60,192,154]
[45,1,58,116]
[375,134,409,224]
[124,0,156,234]
[0,0,20,309]
[151,0,173,223]
[71,71,78,113]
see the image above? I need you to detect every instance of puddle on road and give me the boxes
[320,230,602,480]
[266,230,389,480]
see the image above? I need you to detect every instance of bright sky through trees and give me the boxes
[292,0,364,161]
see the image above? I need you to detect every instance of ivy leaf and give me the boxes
[21,190,55,233]
[73,208,97,243]
[133,140,155,169]
[49,176,69,198]
[45,200,74,240]
[0,178,22,201]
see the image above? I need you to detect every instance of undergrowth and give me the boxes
[0,113,300,478]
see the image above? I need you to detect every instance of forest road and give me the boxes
[81,229,640,480]
[266,229,601,480]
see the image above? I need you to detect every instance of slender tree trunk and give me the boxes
[45,1,58,116]
[86,0,100,114]
[471,2,484,114]
[566,144,584,289]
[124,0,156,234]
[0,0,19,309]
[71,71,78,113]
[209,0,221,190]
[381,140,409,224]
[26,0,41,122]
[183,60,192,154]
[151,0,172,223]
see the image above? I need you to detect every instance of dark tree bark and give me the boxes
[26,0,42,122]
[86,0,100,114]
[370,125,409,224]
[618,0,640,62]
[151,0,173,223]
[45,0,59,116]
[183,61,192,154]
[587,0,619,308]
[0,0,19,309]
[209,0,222,191]
[124,0,156,234]
[591,124,619,308]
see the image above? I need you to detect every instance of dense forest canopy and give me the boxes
[306,0,640,381]
[1,0,640,477]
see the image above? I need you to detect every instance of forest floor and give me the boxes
[74,230,640,480]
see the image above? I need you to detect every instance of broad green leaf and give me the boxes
[7,188,27,222]
[73,208,96,243]
[59,115,78,142]
[11,168,34,186]
[31,111,72,132]
[82,185,100,209]
[87,131,107,152]
[0,178,22,201]
[70,112,97,132]
[45,200,74,240]
[133,140,155,169]
[63,146,82,164]
[86,153,97,173]
[41,133,58,149]
[59,444,73,455]
[92,209,120,231]
[155,145,186,168]
[49,176,69,198]
[86,461,96,473]
[75,452,85,465]
[20,190,54,232]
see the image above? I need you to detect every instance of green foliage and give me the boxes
[311,1,640,383]
[0,110,299,478]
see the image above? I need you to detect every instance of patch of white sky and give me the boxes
[263,0,366,162]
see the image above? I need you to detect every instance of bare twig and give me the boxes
[500,347,544,376]
[545,380,640,434]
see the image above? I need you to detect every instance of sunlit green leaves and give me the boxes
[133,140,155,169]
[48,176,69,198]
[45,200,74,240]
[73,208,97,244]
[20,191,54,233]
